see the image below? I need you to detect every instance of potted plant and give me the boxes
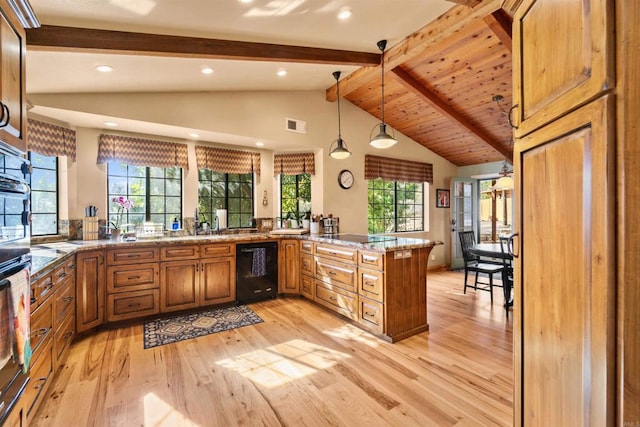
[109,196,134,240]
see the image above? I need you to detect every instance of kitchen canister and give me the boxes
[215,209,227,230]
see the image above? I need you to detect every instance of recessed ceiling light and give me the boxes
[96,65,113,73]
[337,7,352,20]
[189,132,200,138]
[201,67,214,75]
[239,0,252,3]
[277,68,287,77]
[255,141,264,147]
[104,121,118,127]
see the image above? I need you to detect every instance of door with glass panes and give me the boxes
[450,178,477,270]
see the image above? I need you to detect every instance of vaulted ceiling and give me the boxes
[26,0,522,166]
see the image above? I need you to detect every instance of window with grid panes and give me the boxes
[198,170,254,228]
[280,173,311,221]
[107,162,182,229]
[29,152,59,236]
[368,178,424,233]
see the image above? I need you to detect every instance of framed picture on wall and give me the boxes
[436,189,450,208]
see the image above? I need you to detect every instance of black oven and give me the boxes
[0,143,31,424]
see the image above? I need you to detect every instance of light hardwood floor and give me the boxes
[31,271,513,426]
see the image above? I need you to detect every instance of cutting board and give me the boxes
[269,228,310,235]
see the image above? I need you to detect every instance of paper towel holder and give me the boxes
[262,190,268,206]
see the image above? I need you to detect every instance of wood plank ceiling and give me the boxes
[27,0,520,167]
[328,0,516,166]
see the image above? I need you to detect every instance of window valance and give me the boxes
[365,154,433,184]
[195,145,261,175]
[97,134,189,169]
[273,152,315,176]
[27,119,77,161]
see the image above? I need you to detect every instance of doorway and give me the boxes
[479,179,513,242]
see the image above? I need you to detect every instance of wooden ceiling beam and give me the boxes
[390,66,511,159]
[483,9,513,52]
[26,25,380,66]
[326,0,504,101]
[447,0,483,7]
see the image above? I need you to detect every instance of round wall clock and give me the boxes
[338,169,354,189]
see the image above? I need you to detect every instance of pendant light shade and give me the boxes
[369,39,397,149]
[329,71,352,159]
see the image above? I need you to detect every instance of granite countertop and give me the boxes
[30,233,442,277]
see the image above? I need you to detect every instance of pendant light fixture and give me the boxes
[369,39,397,149]
[329,71,352,159]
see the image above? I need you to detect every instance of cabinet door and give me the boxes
[278,239,299,293]
[0,4,26,152]
[76,250,105,333]
[200,257,235,306]
[514,96,615,426]
[160,260,199,312]
[512,0,614,137]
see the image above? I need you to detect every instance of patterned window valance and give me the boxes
[27,119,77,161]
[195,145,261,175]
[97,134,189,169]
[273,152,315,176]
[365,154,433,184]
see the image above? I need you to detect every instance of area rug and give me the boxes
[143,305,263,349]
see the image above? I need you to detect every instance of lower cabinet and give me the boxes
[160,259,200,312]
[24,335,54,421]
[279,239,300,294]
[160,244,236,312]
[107,290,160,322]
[76,250,105,333]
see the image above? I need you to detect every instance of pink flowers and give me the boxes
[110,196,134,229]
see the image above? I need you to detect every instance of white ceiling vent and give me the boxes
[286,118,307,134]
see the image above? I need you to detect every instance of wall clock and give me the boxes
[338,169,354,189]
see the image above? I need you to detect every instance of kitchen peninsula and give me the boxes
[32,233,440,340]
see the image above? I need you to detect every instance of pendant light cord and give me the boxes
[380,42,386,124]
[334,71,342,139]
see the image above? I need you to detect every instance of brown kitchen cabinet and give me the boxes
[511,0,624,425]
[160,244,235,312]
[0,0,36,153]
[278,239,299,294]
[76,250,105,333]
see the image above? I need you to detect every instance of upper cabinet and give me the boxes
[0,0,38,154]
[512,0,614,137]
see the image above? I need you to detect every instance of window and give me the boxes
[198,170,254,228]
[368,178,424,233]
[280,173,311,220]
[30,152,58,236]
[107,162,182,228]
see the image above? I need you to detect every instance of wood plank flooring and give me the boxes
[31,270,513,426]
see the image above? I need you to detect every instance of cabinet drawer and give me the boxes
[54,311,75,367]
[300,274,314,300]
[358,251,384,270]
[315,259,356,292]
[201,243,235,258]
[358,268,384,302]
[30,298,53,356]
[358,297,384,334]
[107,289,160,322]
[315,244,357,262]
[161,245,200,261]
[53,280,75,330]
[107,247,159,265]
[53,256,75,284]
[300,254,314,276]
[33,273,54,310]
[300,241,314,254]
[24,337,53,419]
[107,263,159,293]
[315,283,357,321]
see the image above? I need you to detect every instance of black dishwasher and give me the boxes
[236,242,278,303]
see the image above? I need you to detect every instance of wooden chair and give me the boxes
[458,231,504,303]
[499,234,516,316]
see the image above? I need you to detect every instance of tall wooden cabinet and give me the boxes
[512,0,638,424]
[0,0,37,153]
[76,250,105,333]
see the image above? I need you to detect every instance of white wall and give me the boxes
[30,90,457,265]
